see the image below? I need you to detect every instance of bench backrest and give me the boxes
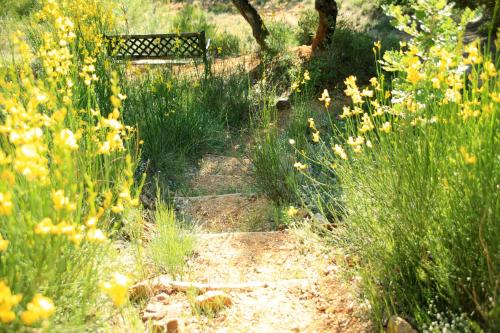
[105,31,209,61]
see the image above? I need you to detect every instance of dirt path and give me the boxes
[129,146,372,332]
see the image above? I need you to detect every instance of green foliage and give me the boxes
[122,69,251,183]
[265,20,299,57]
[0,0,37,17]
[306,22,396,89]
[250,92,301,204]
[148,202,194,275]
[296,8,318,45]
[172,4,216,36]
[211,31,242,57]
[294,0,500,331]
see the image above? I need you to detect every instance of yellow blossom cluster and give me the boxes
[291,70,310,92]
[20,294,55,326]
[0,0,137,329]
[0,282,22,324]
[101,273,131,307]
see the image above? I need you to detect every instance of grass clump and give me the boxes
[148,202,194,275]
[293,0,500,331]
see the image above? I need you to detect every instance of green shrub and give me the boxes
[306,22,389,89]
[294,1,500,331]
[211,31,242,57]
[172,4,216,36]
[0,0,37,17]
[296,8,318,45]
[265,20,299,57]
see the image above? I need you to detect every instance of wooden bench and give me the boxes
[105,31,211,75]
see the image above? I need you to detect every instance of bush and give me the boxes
[294,0,500,331]
[296,8,318,45]
[306,22,393,89]
[171,4,216,36]
[0,0,139,330]
[0,0,37,17]
[211,31,242,57]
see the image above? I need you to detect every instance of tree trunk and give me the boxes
[231,0,269,50]
[312,0,338,51]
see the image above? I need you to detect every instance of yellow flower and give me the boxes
[366,140,373,148]
[294,162,308,171]
[86,228,107,243]
[369,77,380,89]
[35,218,54,235]
[312,131,320,143]
[21,294,55,326]
[307,118,316,129]
[379,121,391,133]
[359,113,375,133]
[484,61,497,77]
[101,273,130,307]
[54,129,78,150]
[340,106,352,119]
[333,144,348,160]
[1,170,15,186]
[431,77,441,89]
[303,70,310,81]
[0,282,22,324]
[51,190,76,211]
[0,192,13,216]
[374,40,381,50]
[361,89,373,98]
[318,89,331,108]
[287,206,298,217]
[459,147,477,165]
[0,233,9,251]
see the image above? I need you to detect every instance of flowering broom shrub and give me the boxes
[0,0,138,330]
[294,0,499,330]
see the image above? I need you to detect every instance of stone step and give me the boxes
[188,174,253,196]
[174,193,271,232]
[196,154,252,176]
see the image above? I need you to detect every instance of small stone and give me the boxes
[143,303,184,322]
[312,213,329,225]
[387,316,419,333]
[195,291,233,313]
[151,293,170,304]
[152,317,182,333]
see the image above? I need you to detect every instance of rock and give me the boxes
[194,291,233,313]
[143,302,184,322]
[151,293,170,304]
[143,302,169,321]
[276,97,292,112]
[312,213,329,225]
[151,317,182,333]
[387,316,418,333]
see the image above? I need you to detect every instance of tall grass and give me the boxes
[148,202,195,275]
[122,67,251,185]
[294,0,499,330]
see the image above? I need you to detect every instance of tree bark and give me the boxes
[312,0,338,51]
[231,0,269,50]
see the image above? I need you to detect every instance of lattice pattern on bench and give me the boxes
[105,32,208,60]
